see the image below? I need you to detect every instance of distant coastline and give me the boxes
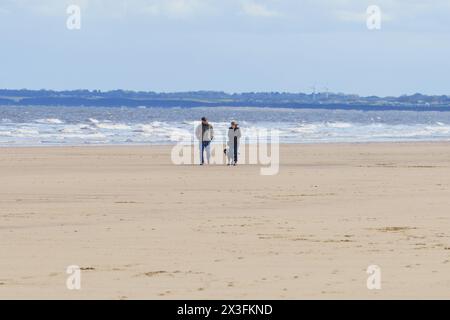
[1,89,450,111]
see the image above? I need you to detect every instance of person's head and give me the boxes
[201,117,208,125]
[231,121,237,128]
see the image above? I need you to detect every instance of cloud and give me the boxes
[239,1,280,17]
[334,10,366,23]
[1,0,450,31]
[335,8,393,24]
[0,0,280,19]
[164,0,201,17]
[0,7,10,15]
[136,0,213,18]
[0,0,90,16]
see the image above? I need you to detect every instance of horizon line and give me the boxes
[1,88,449,99]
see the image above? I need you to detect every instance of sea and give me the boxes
[1,105,450,146]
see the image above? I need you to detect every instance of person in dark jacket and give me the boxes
[227,121,241,166]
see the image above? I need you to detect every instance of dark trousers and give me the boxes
[233,137,238,163]
[201,141,211,164]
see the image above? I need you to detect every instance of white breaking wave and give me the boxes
[0,130,12,137]
[2,121,450,145]
[326,122,353,128]
[88,118,100,124]
[14,128,40,136]
[95,122,130,130]
[35,118,64,124]
[1,106,450,146]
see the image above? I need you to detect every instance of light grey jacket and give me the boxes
[196,124,214,142]
[228,127,242,147]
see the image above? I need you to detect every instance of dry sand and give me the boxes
[0,143,449,299]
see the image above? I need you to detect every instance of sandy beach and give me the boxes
[0,142,449,299]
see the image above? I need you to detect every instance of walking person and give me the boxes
[195,117,214,165]
[227,121,242,166]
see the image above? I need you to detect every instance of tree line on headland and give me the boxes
[1,89,450,111]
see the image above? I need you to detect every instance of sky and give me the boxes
[0,0,449,96]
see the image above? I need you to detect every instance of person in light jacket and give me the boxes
[227,121,242,166]
[195,117,214,165]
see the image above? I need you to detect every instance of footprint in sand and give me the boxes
[158,291,170,297]
[375,227,417,233]
[74,267,96,272]
[139,271,168,277]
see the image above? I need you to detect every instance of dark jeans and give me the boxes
[201,141,211,164]
[233,137,238,163]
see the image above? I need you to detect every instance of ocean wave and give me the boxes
[15,128,40,136]
[290,124,319,133]
[59,125,97,134]
[0,130,12,137]
[326,122,353,128]
[35,118,64,124]
[88,118,100,124]
[2,105,450,146]
[95,123,130,130]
